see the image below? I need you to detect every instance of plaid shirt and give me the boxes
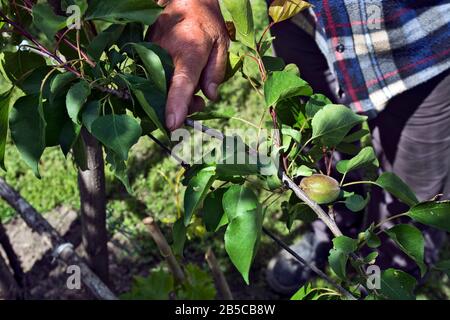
[291,0,450,117]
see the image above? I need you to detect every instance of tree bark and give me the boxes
[77,129,109,283]
[0,252,20,300]
[0,177,117,300]
[0,223,23,290]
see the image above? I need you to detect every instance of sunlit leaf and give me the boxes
[269,0,312,23]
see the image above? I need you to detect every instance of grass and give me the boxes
[0,0,448,300]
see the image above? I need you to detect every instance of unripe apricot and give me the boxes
[300,174,340,204]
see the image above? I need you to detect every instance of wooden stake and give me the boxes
[205,247,233,300]
[143,217,185,283]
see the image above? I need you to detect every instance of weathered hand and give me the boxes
[149,0,229,131]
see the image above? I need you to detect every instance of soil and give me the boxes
[0,206,286,300]
[0,206,157,299]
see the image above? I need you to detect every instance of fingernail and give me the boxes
[166,113,176,130]
[208,83,218,100]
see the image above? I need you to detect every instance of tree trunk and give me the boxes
[78,129,109,283]
[0,252,20,299]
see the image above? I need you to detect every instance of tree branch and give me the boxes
[0,177,117,300]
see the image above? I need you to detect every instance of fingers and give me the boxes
[165,43,211,131]
[200,39,228,101]
[188,95,206,114]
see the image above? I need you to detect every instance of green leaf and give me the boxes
[375,172,419,207]
[32,3,67,41]
[178,264,216,300]
[343,129,370,143]
[172,218,186,257]
[9,95,45,177]
[262,56,285,72]
[275,98,302,127]
[136,43,174,81]
[363,252,379,264]
[0,90,11,170]
[385,224,426,276]
[0,51,46,84]
[345,193,370,212]
[43,96,67,147]
[311,104,367,147]
[88,24,125,60]
[294,165,315,177]
[105,148,132,193]
[223,185,262,284]
[264,71,313,107]
[202,188,228,232]
[305,93,332,119]
[183,167,216,226]
[380,268,416,300]
[50,72,77,104]
[328,236,358,279]
[407,201,450,232]
[284,63,301,76]
[337,146,378,175]
[222,184,258,221]
[91,114,142,161]
[121,74,167,137]
[364,228,381,249]
[223,0,255,49]
[333,236,358,253]
[66,80,91,124]
[59,120,81,156]
[269,0,312,23]
[281,125,301,144]
[132,43,166,93]
[224,51,243,81]
[86,0,163,25]
[121,269,173,300]
[81,100,100,133]
[328,249,348,280]
[72,134,87,171]
[214,138,262,177]
[290,283,316,300]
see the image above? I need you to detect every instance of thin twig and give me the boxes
[262,227,356,300]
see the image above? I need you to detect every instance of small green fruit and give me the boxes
[300,174,340,204]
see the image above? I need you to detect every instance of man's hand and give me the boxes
[149,0,229,131]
